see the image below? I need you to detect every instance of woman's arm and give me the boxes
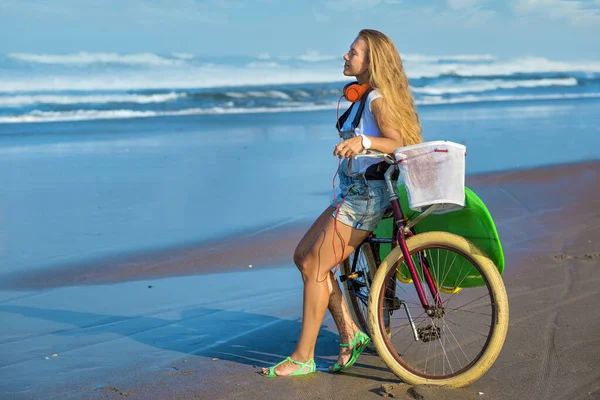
[333,97,404,159]
[368,98,404,153]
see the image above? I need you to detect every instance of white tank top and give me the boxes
[340,89,383,176]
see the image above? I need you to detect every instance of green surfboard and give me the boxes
[374,184,504,288]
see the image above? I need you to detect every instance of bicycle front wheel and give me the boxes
[368,231,509,387]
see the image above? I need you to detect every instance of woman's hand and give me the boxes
[334,136,364,159]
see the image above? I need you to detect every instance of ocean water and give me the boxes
[0,51,599,123]
[0,52,599,275]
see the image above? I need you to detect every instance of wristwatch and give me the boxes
[360,134,372,150]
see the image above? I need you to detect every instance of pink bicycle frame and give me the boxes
[387,175,443,310]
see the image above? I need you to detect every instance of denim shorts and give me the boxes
[330,178,391,232]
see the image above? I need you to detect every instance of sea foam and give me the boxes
[3,93,599,124]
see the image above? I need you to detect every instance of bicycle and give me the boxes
[339,146,509,388]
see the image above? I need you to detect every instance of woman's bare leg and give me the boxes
[326,271,362,370]
[261,207,369,376]
[295,207,366,369]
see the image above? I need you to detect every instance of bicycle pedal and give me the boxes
[339,271,365,283]
[417,325,441,342]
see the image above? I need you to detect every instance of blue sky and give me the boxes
[1,0,599,59]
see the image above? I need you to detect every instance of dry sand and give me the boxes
[1,161,599,400]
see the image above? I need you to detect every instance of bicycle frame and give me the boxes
[368,163,443,311]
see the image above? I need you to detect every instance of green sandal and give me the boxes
[330,331,371,373]
[262,356,316,377]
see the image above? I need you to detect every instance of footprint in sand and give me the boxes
[575,252,600,260]
[553,252,600,261]
[516,351,539,360]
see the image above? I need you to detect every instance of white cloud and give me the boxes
[8,52,186,66]
[245,61,281,68]
[512,0,600,24]
[296,50,337,62]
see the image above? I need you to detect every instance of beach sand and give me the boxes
[1,160,598,399]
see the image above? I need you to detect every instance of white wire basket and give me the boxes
[394,141,466,214]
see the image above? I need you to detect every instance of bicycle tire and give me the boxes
[368,231,509,387]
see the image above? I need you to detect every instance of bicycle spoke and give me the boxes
[445,307,492,317]
[444,317,491,338]
[444,293,490,312]
[439,315,470,364]
[430,318,454,374]
[389,311,427,339]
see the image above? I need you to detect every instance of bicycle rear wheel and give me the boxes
[368,231,509,387]
[341,242,377,335]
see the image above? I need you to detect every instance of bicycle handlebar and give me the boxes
[353,151,400,202]
[354,150,396,165]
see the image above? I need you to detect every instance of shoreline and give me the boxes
[3,159,598,290]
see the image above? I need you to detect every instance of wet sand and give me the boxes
[1,161,599,399]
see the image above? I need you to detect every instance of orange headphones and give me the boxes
[343,81,371,102]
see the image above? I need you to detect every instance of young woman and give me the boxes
[262,29,423,377]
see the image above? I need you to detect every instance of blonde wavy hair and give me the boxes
[359,29,422,146]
